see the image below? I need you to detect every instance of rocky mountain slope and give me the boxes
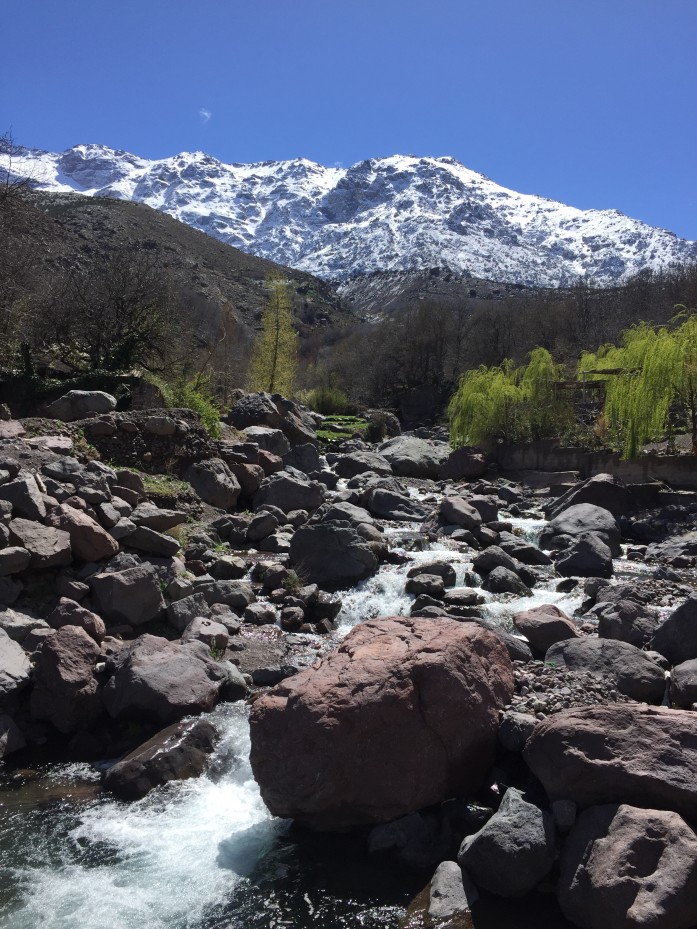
[5,189,344,337]
[5,144,697,287]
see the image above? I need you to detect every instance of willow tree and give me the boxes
[448,348,570,448]
[578,311,697,457]
[247,276,298,396]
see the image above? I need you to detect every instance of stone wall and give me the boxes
[498,441,697,489]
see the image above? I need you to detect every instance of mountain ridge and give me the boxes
[4,143,697,288]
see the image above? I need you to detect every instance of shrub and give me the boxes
[299,386,353,415]
[144,373,222,438]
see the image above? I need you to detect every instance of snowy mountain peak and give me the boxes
[4,143,696,287]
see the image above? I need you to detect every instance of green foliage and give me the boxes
[448,348,573,448]
[298,385,353,415]
[144,373,222,438]
[578,311,697,457]
[248,276,299,396]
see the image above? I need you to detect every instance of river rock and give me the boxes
[254,471,324,513]
[512,605,580,655]
[555,533,614,578]
[47,504,119,562]
[482,566,531,596]
[90,563,165,626]
[558,803,697,929]
[0,546,31,575]
[440,496,482,531]
[651,594,697,665]
[30,626,102,733]
[0,475,47,521]
[428,861,478,925]
[249,617,513,829]
[438,446,488,481]
[544,638,666,703]
[186,459,241,510]
[0,628,31,703]
[103,718,219,800]
[458,787,556,897]
[379,436,451,479]
[524,705,697,821]
[670,659,697,708]
[102,634,228,725]
[546,473,632,521]
[334,451,392,479]
[363,487,430,521]
[289,522,378,590]
[596,599,660,648]
[47,598,106,643]
[244,426,290,457]
[540,503,621,557]
[0,713,26,758]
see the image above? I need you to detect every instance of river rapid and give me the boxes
[0,513,640,929]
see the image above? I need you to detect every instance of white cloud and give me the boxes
[199,108,212,124]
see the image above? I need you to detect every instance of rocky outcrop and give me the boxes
[249,617,513,829]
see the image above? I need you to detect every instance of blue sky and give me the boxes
[2,0,696,239]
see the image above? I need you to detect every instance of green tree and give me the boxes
[578,311,697,457]
[247,276,298,395]
[448,348,571,448]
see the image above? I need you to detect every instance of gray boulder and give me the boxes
[104,718,218,800]
[244,426,291,457]
[440,496,482,531]
[289,521,378,590]
[670,659,697,708]
[555,533,614,578]
[482,566,531,596]
[379,435,451,479]
[545,638,666,703]
[187,459,241,510]
[334,452,392,479]
[0,713,26,758]
[0,628,31,703]
[458,787,556,897]
[546,473,632,521]
[254,471,324,514]
[363,487,430,521]
[45,390,116,421]
[541,503,621,556]
[102,634,228,724]
[90,564,165,626]
[0,475,46,521]
[651,595,697,665]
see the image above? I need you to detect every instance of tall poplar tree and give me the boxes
[247,276,298,396]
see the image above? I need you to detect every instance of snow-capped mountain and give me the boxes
[5,143,696,286]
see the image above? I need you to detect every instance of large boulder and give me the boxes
[555,534,614,578]
[651,595,697,665]
[558,804,697,929]
[363,487,431,522]
[546,473,632,521]
[596,599,660,648]
[45,390,116,421]
[378,436,451,479]
[30,626,102,733]
[243,426,290,457]
[103,718,218,800]
[186,459,241,510]
[438,446,488,481]
[440,496,482,531]
[458,787,556,898]
[90,564,165,626]
[249,617,513,829]
[102,634,228,725]
[670,659,697,709]
[289,522,378,590]
[524,705,697,821]
[544,638,666,703]
[540,504,621,557]
[334,451,392,479]
[254,471,324,514]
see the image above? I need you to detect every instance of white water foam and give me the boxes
[1,705,280,929]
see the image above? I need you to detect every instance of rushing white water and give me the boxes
[0,705,280,929]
